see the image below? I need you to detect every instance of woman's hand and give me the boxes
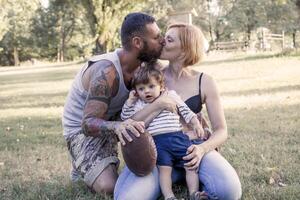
[183,144,207,171]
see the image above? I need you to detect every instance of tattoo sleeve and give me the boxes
[81,63,120,137]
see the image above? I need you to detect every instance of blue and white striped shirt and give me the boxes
[121,90,196,136]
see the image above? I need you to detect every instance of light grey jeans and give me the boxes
[114,150,242,200]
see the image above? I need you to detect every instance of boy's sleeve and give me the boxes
[120,99,144,120]
[168,90,196,123]
[177,104,197,123]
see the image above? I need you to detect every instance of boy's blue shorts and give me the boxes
[152,131,201,168]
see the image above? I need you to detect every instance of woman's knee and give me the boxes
[199,151,242,199]
[114,166,160,200]
[215,176,242,200]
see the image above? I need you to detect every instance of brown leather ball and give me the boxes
[121,130,157,176]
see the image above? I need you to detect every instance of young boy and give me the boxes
[121,62,205,200]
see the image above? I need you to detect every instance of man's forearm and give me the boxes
[82,117,118,137]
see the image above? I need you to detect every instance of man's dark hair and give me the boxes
[121,12,155,50]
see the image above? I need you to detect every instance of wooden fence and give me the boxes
[260,31,285,50]
[212,41,249,51]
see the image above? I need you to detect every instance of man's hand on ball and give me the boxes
[114,119,145,145]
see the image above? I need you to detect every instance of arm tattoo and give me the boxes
[82,63,120,137]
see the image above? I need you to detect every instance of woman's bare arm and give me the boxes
[183,74,227,170]
[200,75,228,153]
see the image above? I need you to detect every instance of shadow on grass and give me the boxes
[0,91,68,109]
[0,60,84,73]
[0,178,112,200]
[0,116,65,151]
[221,84,300,97]
[0,71,77,85]
[202,53,279,66]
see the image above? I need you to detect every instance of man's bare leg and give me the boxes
[92,164,118,194]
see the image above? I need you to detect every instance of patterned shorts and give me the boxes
[67,130,119,187]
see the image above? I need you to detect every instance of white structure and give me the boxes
[168,8,198,25]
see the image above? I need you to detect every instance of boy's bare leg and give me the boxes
[158,166,175,199]
[185,167,199,195]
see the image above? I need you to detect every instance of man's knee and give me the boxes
[92,164,118,194]
[93,178,116,194]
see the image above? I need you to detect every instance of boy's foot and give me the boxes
[189,191,208,200]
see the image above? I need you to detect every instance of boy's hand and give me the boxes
[127,90,138,106]
[190,116,206,140]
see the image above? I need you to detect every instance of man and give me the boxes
[62,12,165,194]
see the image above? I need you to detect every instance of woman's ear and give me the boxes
[132,36,144,50]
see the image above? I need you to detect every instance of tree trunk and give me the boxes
[61,36,65,62]
[215,30,220,41]
[57,26,65,62]
[247,27,251,41]
[57,45,61,62]
[13,46,20,66]
[292,31,296,49]
[94,37,106,55]
[206,0,214,42]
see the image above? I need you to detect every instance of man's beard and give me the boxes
[137,40,162,62]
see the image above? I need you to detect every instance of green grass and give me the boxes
[0,53,300,199]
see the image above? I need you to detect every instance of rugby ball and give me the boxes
[121,130,157,176]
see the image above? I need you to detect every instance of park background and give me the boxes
[0,0,300,199]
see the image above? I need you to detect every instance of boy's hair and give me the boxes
[132,61,164,89]
[121,12,156,50]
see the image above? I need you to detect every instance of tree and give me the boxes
[47,0,84,62]
[81,0,147,54]
[224,0,270,41]
[266,0,300,48]
[0,0,39,66]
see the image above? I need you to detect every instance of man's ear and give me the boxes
[132,36,144,50]
[161,85,166,92]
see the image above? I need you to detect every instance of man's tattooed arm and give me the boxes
[81,62,120,137]
[81,62,144,145]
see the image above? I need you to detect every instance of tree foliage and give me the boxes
[0,0,300,66]
[0,0,39,65]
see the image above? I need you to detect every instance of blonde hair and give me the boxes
[167,23,205,66]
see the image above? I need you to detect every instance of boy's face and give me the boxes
[135,77,162,103]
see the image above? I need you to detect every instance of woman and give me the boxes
[159,23,242,199]
[114,23,242,200]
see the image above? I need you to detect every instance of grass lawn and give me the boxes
[0,53,299,199]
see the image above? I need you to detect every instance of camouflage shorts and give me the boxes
[67,130,119,187]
